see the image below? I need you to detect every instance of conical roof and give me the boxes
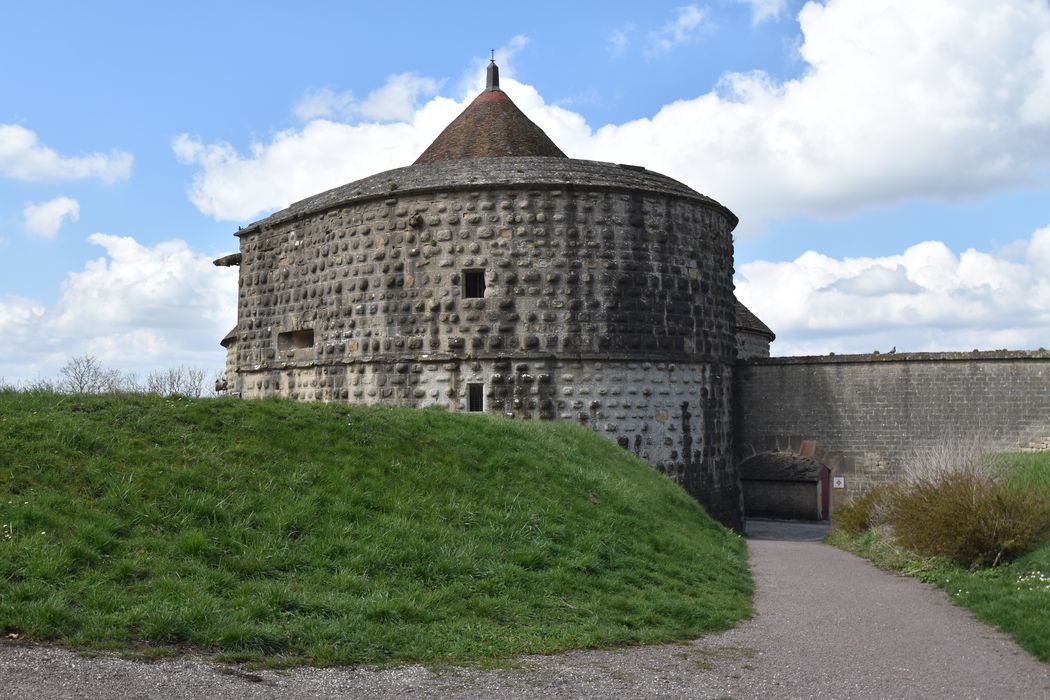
[735,299,776,340]
[414,61,566,164]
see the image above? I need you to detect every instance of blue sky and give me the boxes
[2,0,1050,382]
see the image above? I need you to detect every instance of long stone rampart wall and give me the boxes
[734,351,1050,505]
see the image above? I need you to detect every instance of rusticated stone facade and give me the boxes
[223,156,743,527]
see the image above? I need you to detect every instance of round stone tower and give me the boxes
[218,61,743,527]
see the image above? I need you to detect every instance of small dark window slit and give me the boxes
[467,383,484,412]
[464,270,486,298]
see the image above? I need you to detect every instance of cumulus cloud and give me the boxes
[22,196,80,238]
[173,1,1050,233]
[737,0,788,25]
[171,108,458,220]
[294,73,443,122]
[736,225,1050,355]
[647,5,709,56]
[0,124,132,183]
[584,0,1050,229]
[0,234,237,382]
[823,265,923,297]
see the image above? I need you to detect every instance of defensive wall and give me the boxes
[734,350,1050,510]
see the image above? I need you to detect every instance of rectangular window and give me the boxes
[463,269,486,298]
[467,383,484,412]
[277,329,314,352]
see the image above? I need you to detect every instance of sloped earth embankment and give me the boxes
[2,521,1047,699]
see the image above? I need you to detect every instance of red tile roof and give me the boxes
[414,89,567,164]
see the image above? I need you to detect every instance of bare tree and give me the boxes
[15,355,215,397]
[145,366,207,397]
[102,369,141,394]
[59,355,108,394]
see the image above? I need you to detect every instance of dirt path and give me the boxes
[2,521,1047,699]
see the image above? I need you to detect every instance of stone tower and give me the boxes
[217,61,744,527]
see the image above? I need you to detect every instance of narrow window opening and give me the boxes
[467,383,484,412]
[463,269,486,298]
[277,329,314,352]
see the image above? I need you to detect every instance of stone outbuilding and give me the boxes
[734,300,775,359]
[216,60,768,528]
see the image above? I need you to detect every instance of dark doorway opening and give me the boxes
[463,270,486,298]
[467,383,484,412]
[739,451,830,521]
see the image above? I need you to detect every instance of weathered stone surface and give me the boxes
[223,156,742,528]
[734,351,1050,508]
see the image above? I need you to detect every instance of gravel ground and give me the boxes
[2,520,1047,699]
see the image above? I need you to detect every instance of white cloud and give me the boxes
[608,25,633,54]
[1022,31,1050,123]
[737,0,788,25]
[294,73,443,122]
[583,0,1050,231]
[175,1,1050,235]
[823,265,923,297]
[0,124,132,183]
[294,87,357,122]
[172,108,459,220]
[647,5,709,56]
[736,225,1050,355]
[22,197,80,238]
[0,234,237,382]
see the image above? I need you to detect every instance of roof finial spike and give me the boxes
[485,52,500,92]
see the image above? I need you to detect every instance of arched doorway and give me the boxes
[740,451,830,521]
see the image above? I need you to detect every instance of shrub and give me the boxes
[832,484,896,534]
[884,470,1050,568]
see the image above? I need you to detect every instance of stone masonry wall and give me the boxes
[736,329,771,359]
[734,351,1050,507]
[228,174,741,526]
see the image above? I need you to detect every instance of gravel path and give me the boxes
[2,521,1047,699]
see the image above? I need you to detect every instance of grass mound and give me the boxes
[0,391,750,666]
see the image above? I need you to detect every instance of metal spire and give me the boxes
[486,50,500,92]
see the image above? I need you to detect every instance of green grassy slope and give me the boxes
[0,391,750,666]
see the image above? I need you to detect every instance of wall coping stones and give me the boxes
[739,349,1050,366]
[236,156,738,237]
